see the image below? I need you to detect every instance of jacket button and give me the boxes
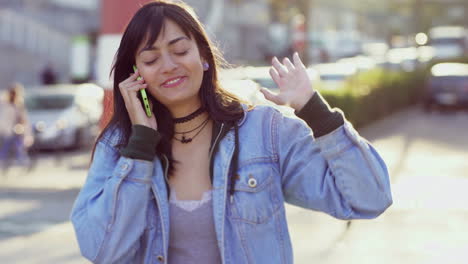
[248,178,257,188]
[157,255,164,262]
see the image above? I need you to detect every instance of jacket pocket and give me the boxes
[229,165,280,224]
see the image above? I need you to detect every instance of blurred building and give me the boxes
[3,0,466,89]
[0,0,99,87]
[95,0,272,88]
[184,0,271,64]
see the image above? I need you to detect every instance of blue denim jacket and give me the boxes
[70,105,392,263]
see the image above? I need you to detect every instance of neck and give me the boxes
[174,111,209,132]
[167,97,202,119]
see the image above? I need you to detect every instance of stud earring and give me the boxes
[203,62,209,71]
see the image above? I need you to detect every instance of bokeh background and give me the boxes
[1,0,468,263]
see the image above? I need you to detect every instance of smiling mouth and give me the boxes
[162,76,186,88]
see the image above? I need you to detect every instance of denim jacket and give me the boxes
[71,102,392,264]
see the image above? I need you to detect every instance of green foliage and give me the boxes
[318,68,426,128]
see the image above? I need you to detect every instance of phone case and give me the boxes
[133,65,152,117]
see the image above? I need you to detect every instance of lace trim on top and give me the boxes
[169,189,212,212]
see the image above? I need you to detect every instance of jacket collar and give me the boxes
[211,103,249,140]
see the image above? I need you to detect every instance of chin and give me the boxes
[161,92,200,108]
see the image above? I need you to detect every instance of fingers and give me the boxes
[272,55,301,77]
[283,57,295,72]
[119,70,142,97]
[119,79,146,97]
[260,88,286,106]
[272,57,288,77]
[121,70,140,87]
[119,75,147,109]
[292,52,306,69]
[269,67,281,86]
[260,88,278,103]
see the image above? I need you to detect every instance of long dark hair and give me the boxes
[92,0,245,174]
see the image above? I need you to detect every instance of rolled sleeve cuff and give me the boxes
[295,91,344,138]
[119,125,161,161]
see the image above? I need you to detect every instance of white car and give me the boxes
[312,63,357,90]
[25,83,104,150]
[385,47,419,72]
[219,71,295,116]
[221,66,319,93]
[429,26,467,59]
[337,56,376,72]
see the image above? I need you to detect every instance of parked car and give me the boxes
[428,26,467,59]
[384,47,419,72]
[243,66,278,91]
[24,83,104,150]
[424,63,468,111]
[337,55,376,72]
[219,73,295,116]
[312,62,357,90]
[219,78,263,105]
[221,66,319,93]
[248,66,319,91]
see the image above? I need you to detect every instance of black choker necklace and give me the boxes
[173,107,205,124]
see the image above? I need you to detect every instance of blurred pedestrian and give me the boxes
[0,83,33,167]
[70,1,392,263]
[40,62,57,85]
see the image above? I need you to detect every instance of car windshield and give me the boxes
[430,38,463,46]
[320,75,347,81]
[431,76,468,87]
[25,94,74,110]
[253,78,277,89]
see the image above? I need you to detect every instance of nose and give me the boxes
[160,54,178,73]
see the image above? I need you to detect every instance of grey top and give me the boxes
[168,189,221,264]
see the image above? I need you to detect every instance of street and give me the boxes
[1,107,468,263]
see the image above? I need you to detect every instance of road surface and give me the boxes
[1,107,467,263]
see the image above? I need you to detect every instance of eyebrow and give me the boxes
[138,36,189,55]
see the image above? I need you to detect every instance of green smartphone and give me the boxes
[133,65,152,117]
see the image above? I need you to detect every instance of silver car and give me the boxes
[25,83,104,150]
[424,63,468,110]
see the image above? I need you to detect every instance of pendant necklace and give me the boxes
[173,117,210,144]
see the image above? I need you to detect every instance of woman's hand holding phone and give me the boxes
[118,67,157,130]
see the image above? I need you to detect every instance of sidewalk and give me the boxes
[0,222,88,264]
[0,151,90,263]
[1,150,90,190]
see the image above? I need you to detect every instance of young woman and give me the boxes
[71,1,392,263]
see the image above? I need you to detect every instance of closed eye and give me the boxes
[175,50,188,56]
[144,58,158,65]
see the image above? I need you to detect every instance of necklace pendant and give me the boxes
[181,135,192,144]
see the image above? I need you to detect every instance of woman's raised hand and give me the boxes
[260,52,316,111]
[118,69,158,130]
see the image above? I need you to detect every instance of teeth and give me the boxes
[166,77,181,85]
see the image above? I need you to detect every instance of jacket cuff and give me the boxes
[119,125,161,161]
[295,91,344,138]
